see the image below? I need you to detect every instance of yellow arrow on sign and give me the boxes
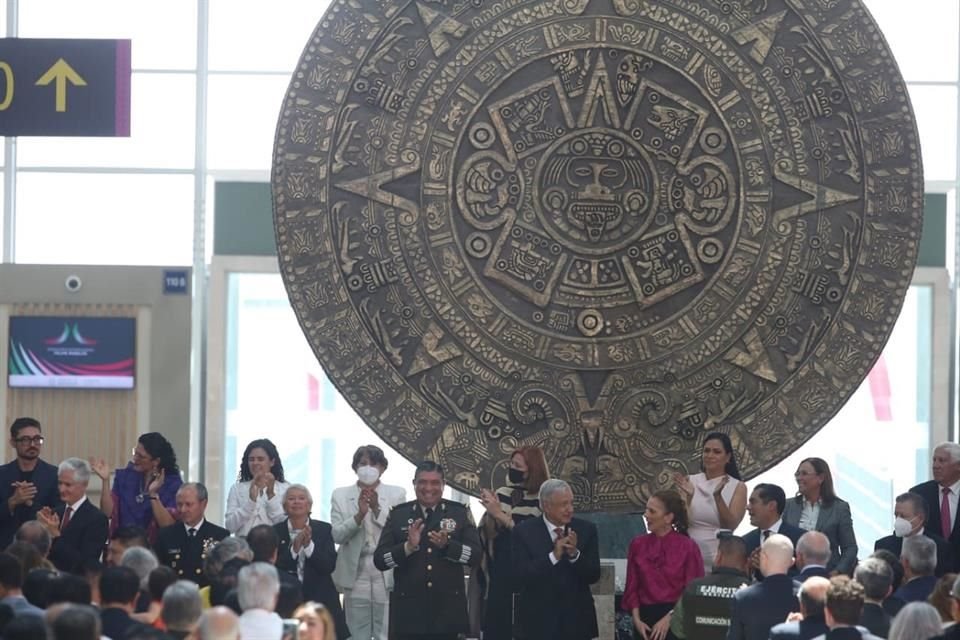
[35,58,86,112]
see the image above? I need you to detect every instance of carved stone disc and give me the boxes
[272,0,923,511]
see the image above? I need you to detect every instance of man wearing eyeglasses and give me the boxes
[0,418,61,549]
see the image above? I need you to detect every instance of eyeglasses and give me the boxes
[14,436,44,445]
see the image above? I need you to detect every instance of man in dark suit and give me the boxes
[99,566,151,639]
[727,533,799,640]
[854,557,893,638]
[769,575,830,640]
[795,531,832,585]
[374,460,480,640]
[893,534,938,603]
[0,417,61,549]
[821,576,884,639]
[154,483,229,587]
[512,478,600,640]
[246,524,303,618]
[875,491,954,576]
[742,484,805,579]
[34,457,108,575]
[910,442,960,572]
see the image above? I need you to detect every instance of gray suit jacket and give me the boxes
[783,497,859,574]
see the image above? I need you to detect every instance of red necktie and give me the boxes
[942,488,952,538]
[554,527,565,539]
[60,507,73,530]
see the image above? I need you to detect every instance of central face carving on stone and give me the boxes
[537,128,655,249]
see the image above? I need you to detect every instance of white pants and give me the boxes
[344,554,389,640]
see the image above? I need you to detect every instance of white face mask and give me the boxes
[357,465,380,486]
[893,516,916,537]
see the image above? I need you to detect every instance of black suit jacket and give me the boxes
[911,480,960,571]
[275,518,349,640]
[768,614,828,640]
[875,531,955,577]
[893,574,938,603]
[727,573,800,640]
[154,520,229,587]
[100,607,150,640]
[0,458,60,549]
[512,516,600,640]
[49,498,109,574]
[743,522,806,581]
[859,602,891,638]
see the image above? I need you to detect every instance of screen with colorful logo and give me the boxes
[8,316,136,389]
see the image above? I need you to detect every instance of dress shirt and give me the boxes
[63,496,87,527]
[238,608,282,640]
[799,500,821,531]
[544,515,580,564]
[287,521,315,581]
[622,530,705,610]
[942,480,960,529]
[764,518,784,536]
[184,518,205,537]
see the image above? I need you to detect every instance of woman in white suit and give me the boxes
[330,445,406,640]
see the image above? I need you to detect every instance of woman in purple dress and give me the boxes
[90,432,182,544]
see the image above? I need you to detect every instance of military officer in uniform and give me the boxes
[374,460,480,640]
[154,482,229,587]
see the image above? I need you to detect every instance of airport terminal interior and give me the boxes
[0,0,958,599]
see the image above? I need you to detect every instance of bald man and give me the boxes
[197,606,240,640]
[794,531,831,584]
[769,576,830,640]
[727,534,799,640]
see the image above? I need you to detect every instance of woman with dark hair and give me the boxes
[477,446,550,640]
[224,438,289,535]
[90,432,182,544]
[783,457,858,575]
[673,432,746,571]
[623,490,703,640]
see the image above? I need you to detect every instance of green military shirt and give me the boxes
[670,566,749,639]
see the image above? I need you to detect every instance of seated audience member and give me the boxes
[887,602,943,640]
[198,605,241,640]
[37,458,110,574]
[210,557,250,609]
[742,483,805,579]
[876,492,955,577]
[48,572,94,606]
[624,489,703,640]
[14,520,51,557]
[0,550,42,618]
[295,601,338,640]
[37,458,110,575]
[727,533,799,640]
[99,565,151,639]
[275,484,349,638]
[822,575,884,639]
[122,545,160,612]
[933,575,960,640]
[769,576,830,640]
[90,432,183,545]
[2,613,48,640]
[795,531,832,583]
[896,535,940,603]
[155,482,230,587]
[872,549,908,616]
[237,562,284,640]
[247,523,304,618]
[205,537,253,608]
[855,557,894,637]
[107,525,149,566]
[49,603,102,640]
[22,566,56,608]
[132,565,177,626]
[225,439,289,536]
[930,573,959,626]
[162,580,204,639]
[6,539,53,573]
[669,534,750,640]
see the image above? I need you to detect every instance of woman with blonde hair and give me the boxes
[295,601,338,640]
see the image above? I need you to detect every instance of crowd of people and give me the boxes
[4,416,960,640]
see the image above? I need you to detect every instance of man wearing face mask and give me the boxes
[874,492,954,577]
[331,445,406,640]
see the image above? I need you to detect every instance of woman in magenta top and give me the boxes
[623,489,705,640]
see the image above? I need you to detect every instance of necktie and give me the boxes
[60,507,72,530]
[424,508,433,521]
[762,529,772,540]
[554,527,565,539]
[188,527,197,538]
[942,488,952,538]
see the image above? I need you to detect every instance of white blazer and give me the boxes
[330,482,406,592]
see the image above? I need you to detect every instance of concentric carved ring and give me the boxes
[273,0,923,510]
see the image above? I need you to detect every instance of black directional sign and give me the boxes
[0,38,131,137]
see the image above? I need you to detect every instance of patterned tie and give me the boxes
[942,487,952,539]
[554,527,565,539]
[60,507,73,531]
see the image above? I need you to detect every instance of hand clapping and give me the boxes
[36,506,60,535]
[292,524,312,553]
[427,528,450,548]
[405,518,424,553]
